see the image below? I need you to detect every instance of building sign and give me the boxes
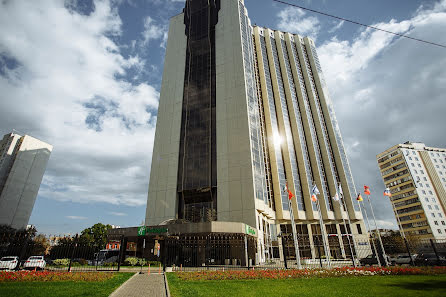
[146,227,168,234]
[138,226,168,236]
[137,226,146,236]
[245,225,256,236]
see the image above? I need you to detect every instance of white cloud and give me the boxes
[277,7,320,38]
[141,16,164,47]
[328,20,344,33]
[109,212,128,216]
[315,0,446,225]
[66,216,88,220]
[0,0,158,206]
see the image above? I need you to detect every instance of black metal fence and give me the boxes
[0,238,122,272]
[1,232,445,272]
[162,234,446,271]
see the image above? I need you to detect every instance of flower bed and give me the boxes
[176,266,446,281]
[0,271,114,282]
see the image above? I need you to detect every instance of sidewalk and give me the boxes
[109,273,167,297]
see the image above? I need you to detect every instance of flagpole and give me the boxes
[389,196,406,238]
[285,183,302,269]
[312,183,331,268]
[288,197,302,269]
[360,195,381,266]
[316,198,331,267]
[365,193,389,266]
[338,184,357,267]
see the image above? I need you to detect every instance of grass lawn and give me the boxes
[0,272,134,297]
[167,273,446,297]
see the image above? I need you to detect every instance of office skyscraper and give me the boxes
[146,0,366,261]
[377,142,446,239]
[0,132,52,229]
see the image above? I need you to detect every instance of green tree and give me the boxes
[31,234,50,255]
[79,223,112,250]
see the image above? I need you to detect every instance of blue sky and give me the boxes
[0,0,445,236]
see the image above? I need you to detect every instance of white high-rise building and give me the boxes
[0,132,52,229]
[145,0,367,262]
[377,142,446,239]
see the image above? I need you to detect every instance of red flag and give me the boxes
[285,183,294,200]
[364,185,371,195]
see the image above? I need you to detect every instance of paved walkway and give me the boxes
[109,273,167,297]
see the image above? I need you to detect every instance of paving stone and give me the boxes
[110,273,167,297]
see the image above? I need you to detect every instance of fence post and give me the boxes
[430,239,441,265]
[246,236,250,270]
[316,236,323,268]
[68,234,78,272]
[403,237,414,266]
[162,237,167,272]
[281,235,288,269]
[117,235,126,272]
[18,232,30,269]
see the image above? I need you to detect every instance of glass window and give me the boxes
[425,198,429,202]
[415,157,419,161]
[357,224,362,234]
[421,170,424,174]
[439,213,443,218]
[422,190,426,194]
[418,164,421,168]
[434,221,439,225]
[429,191,433,195]
[438,229,442,234]
[432,213,436,217]
[435,205,439,210]
[428,205,432,210]
[423,177,427,181]
[442,221,445,225]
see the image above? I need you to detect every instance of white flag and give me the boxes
[338,183,343,198]
[312,184,320,195]
[333,193,340,201]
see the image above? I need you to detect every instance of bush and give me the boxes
[53,259,70,266]
[147,261,161,266]
[124,257,139,266]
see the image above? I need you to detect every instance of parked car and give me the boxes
[359,254,391,266]
[0,256,19,271]
[414,253,446,266]
[395,254,417,265]
[23,256,46,270]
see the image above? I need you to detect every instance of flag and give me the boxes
[356,193,363,201]
[311,184,319,202]
[332,193,339,202]
[384,188,392,197]
[283,183,294,200]
[364,185,371,195]
[338,183,343,198]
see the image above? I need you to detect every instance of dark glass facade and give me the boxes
[177,0,220,222]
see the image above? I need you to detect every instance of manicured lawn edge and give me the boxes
[0,272,134,297]
[166,272,446,297]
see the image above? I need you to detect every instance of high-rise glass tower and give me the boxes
[146,0,366,261]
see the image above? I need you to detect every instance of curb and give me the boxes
[109,272,138,297]
[164,273,171,297]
